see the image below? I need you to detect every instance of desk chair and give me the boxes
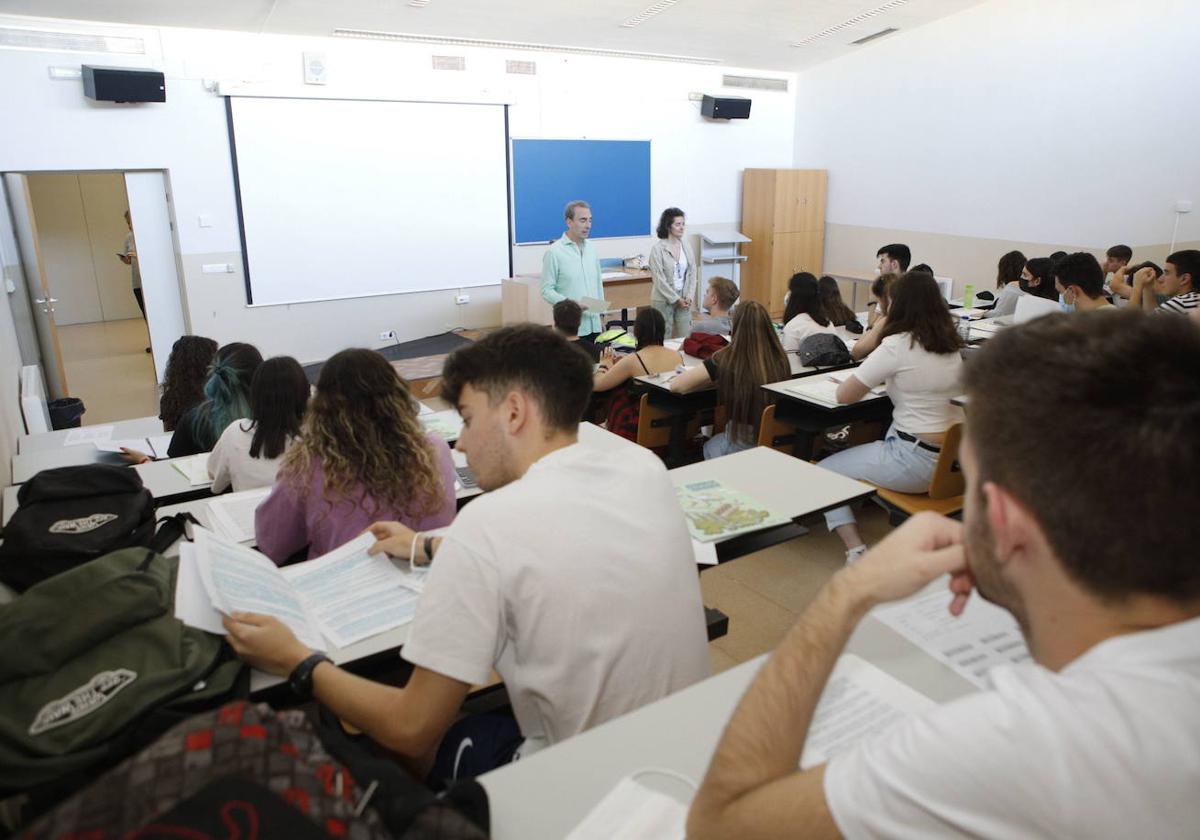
[635,394,716,462]
[756,404,798,455]
[871,422,965,522]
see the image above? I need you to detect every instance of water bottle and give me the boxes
[962,283,975,310]
[958,314,972,343]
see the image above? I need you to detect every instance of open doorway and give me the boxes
[4,169,187,428]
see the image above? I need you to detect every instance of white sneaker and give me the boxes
[845,545,868,565]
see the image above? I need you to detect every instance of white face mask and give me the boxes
[565,776,689,840]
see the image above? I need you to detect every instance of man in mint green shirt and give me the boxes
[541,200,604,337]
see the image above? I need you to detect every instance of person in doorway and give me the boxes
[118,209,150,353]
[649,207,700,339]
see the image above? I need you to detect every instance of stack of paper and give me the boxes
[206,486,272,543]
[170,453,212,486]
[177,529,425,650]
[95,433,174,459]
[64,426,114,446]
[420,409,464,443]
[785,375,885,407]
[675,479,789,543]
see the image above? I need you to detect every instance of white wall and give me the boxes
[794,0,1200,281]
[0,15,796,362]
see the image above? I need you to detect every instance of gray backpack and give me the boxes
[799,333,852,367]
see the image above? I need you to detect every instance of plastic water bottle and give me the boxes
[962,283,975,310]
[958,314,972,343]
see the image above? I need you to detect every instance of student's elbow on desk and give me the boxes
[836,376,870,404]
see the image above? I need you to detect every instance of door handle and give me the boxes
[34,297,59,304]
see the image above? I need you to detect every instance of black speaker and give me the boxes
[82,65,166,103]
[701,95,751,120]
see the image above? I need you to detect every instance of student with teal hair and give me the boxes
[167,342,264,458]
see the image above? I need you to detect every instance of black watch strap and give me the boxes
[288,652,331,700]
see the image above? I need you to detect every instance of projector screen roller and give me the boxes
[227,96,512,306]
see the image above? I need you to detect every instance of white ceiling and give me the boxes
[0,0,990,71]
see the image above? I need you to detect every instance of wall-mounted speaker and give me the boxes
[82,65,166,103]
[701,95,751,120]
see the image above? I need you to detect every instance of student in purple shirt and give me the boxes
[255,348,456,563]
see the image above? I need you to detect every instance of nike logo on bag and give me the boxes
[453,737,474,778]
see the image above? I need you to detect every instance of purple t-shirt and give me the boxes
[255,432,457,563]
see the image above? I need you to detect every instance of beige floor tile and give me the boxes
[57,318,159,425]
[707,645,741,675]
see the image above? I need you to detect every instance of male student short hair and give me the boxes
[1167,249,1200,286]
[441,324,593,432]
[1054,252,1106,298]
[876,244,912,272]
[708,276,740,310]
[1106,244,1133,264]
[964,310,1200,601]
[552,299,583,335]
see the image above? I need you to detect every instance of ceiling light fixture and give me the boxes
[621,0,684,28]
[790,0,911,47]
[331,28,720,64]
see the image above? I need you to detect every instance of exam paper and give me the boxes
[785,377,884,406]
[174,542,226,635]
[420,410,464,443]
[64,425,113,446]
[171,453,212,486]
[580,296,613,313]
[280,533,421,648]
[800,653,936,769]
[872,580,1032,689]
[94,438,150,454]
[207,487,272,544]
[148,433,175,458]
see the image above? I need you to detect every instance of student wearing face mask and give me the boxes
[1054,253,1115,313]
[1020,257,1059,301]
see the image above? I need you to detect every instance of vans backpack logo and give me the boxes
[49,513,119,534]
[30,669,138,735]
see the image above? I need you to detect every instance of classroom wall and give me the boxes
[0,239,28,480]
[26,172,138,325]
[793,0,1200,290]
[0,15,796,362]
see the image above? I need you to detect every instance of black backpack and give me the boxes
[0,464,155,593]
[799,333,853,367]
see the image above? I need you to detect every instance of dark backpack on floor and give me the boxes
[0,464,155,593]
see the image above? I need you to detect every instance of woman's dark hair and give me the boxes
[782,272,829,327]
[817,275,858,327]
[715,302,790,445]
[247,356,310,459]
[871,273,896,313]
[656,207,685,240]
[996,250,1027,289]
[188,342,264,450]
[1022,258,1058,300]
[910,263,935,275]
[634,307,666,350]
[159,335,218,431]
[879,271,962,355]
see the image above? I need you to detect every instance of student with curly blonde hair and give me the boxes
[255,348,456,563]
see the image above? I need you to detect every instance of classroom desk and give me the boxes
[501,269,652,327]
[669,446,875,563]
[480,613,977,840]
[17,415,165,454]
[763,376,894,458]
[2,484,19,528]
[11,444,126,484]
[134,458,214,505]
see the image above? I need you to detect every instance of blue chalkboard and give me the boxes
[512,139,651,244]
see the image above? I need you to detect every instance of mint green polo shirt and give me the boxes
[541,234,604,336]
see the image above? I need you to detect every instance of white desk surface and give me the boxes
[481,614,976,840]
[17,416,165,454]
[134,457,213,503]
[11,444,126,484]
[635,352,841,394]
[669,446,874,522]
[2,485,19,528]
[762,376,890,411]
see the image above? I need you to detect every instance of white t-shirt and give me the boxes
[782,312,837,352]
[985,282,1025,319]
[403,441,711,754]
[825,616,1200,838]
[673,247,689,293]
[207,419,292,494]
[855,333,963,434]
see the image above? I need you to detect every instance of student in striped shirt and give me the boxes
[1131,249,1200,314]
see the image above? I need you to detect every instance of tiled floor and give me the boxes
[57,318,159,425]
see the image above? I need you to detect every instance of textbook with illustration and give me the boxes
[676,479,789,543]
[181,528,424,650]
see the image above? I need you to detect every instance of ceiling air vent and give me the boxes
[506,60,537,75]
[851,27,898,45]
[722,74,788,92]
[432,54,465,71]
[0,26,145,54]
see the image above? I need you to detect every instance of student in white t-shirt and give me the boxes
[208,355,309,493]
[819,271,964,563]
[781,272,837,352]
[688,310,1200,839]
[983,249,1027,319]
[223,325,711,782]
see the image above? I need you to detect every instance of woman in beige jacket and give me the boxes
[649,207,700,339]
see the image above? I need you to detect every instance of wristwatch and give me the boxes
[288,652,331,700]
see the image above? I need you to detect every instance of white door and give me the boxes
[125,171,186,383]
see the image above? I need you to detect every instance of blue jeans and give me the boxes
[651,299,693,340]
[704,423,756,460]
[819,425,939,532]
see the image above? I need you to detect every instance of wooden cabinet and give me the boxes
[740,169,827,318]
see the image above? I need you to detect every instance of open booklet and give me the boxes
[206,486,272,543]
[784,374,885,406]
[170,453,212,485]
[94,433,175,459]
[675,479,790,543]
[177,528,427,651]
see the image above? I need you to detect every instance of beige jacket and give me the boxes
[648,238,700,311]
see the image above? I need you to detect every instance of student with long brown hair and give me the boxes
[819,271,965,562]
[593,308,683,440]
[670,300,790,459]
[255,348,456,564]
[985,249,1028,319]
[851,272,897,360]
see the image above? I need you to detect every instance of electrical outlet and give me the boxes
[379,329,396,341]
[456,294,471,304]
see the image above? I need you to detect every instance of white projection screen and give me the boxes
[227,96,512,306]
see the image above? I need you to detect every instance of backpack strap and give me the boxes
[140,512,201,567]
